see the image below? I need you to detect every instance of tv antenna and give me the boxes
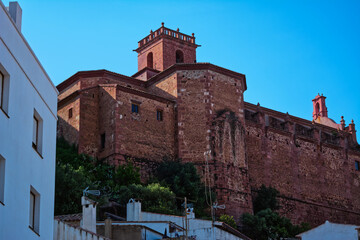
[83,186,100,197]
[213,202,225,210]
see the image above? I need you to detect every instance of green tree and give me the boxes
[55,138,178,216]
[242,185,310,240]
[55,138,142,215]
[219,214,237,229]
[253,184,279,213]
[155,160,213,217]
[113,183,177,215]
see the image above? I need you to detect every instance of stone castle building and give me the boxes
[57,23,360,226]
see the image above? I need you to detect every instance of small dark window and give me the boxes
[0,71,3,110]
[101,133,106,149]
[356,161,360,171]
[176,50,184,63]
[68,108,73,119]
[147,52,153,68]
[32,116,39,150]
[132,104,139,113]
[29,187,40,234]
[157,110,163,121]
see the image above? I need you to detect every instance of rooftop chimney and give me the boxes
[81,196,97,233]
[8,2,22,31]
[126,198,142,221]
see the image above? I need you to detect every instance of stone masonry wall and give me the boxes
[245,111,360,226]
[162,38,196,70]
[57,96,80,146]
[114,88,175,162]
[148,72,178,99]
[137,39,164,71]
[78,86,100,156]
[176,69,251,220]
[137,38,196,72]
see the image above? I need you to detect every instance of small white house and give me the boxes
[0,1,58,239]
[296,220,360,240]
[104,199,251,240]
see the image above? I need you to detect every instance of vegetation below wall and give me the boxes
[55,138,212,218]
[241,185,310,240]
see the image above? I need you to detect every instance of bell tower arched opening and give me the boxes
[147,52,153,69]
[176,50,184,63]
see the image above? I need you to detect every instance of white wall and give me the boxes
[129,211,244,240]
[0,1,58,240]
[298,221,359,240]
[54,220,109,240]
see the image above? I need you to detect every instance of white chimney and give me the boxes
[126,198,142,221]
[81,196,97,233]
[8,2,22,31]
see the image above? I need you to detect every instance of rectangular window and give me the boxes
[29,187,40,234]
[356,161,360,171]
[157,110,163,121]
[0,71,3,110]
[32,110,43,155]
[101,133,106,149]
[0,155,5,204]
[132,103,139,113]
[68,108,73,119]
[32,116,39,150]
[0,68,9,115]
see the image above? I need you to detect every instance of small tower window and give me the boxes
[157,110,163,121]
[356,161,360,171]
[100,133,106,149]
[132,103,139,113]
[147,52,153,68]
[68,108,73,119]
[176,50,184,63]
[315,103,320,115]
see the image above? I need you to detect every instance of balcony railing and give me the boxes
[138,24,195,48]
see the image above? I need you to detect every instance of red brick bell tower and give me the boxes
[312,93,328,120]
[134,22,200,72]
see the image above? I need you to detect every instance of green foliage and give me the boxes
[219,214,237,229]
[55,138,141,215]
[242,209,310,240]
[241,185,311,240]
[55,139,211,218]
[253,184,279,214]
[114,162,141,186]
[114,183,177,215]
[155,160,213,217]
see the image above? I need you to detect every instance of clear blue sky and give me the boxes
[6,0,360,134]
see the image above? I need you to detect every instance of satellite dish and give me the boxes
[83,186,100,197]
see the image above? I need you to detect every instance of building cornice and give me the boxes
[57,70,146,93]
[145,63,247,90]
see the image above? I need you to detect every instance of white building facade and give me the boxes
[0,1,58,239]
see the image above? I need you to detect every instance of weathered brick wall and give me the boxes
[137,39,164,71]
[78,86,100,156]
[245,108,360,226]
[114,88,175,162]
[148,73,178,99]
[176,69,251,220]
[58,81,81,101]
[162,38,196,70]
[137,38,196,72]
[57,96,80,146]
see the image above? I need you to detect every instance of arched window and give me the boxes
[176,50,184,63]
[315,103,320,114]
[147,52,153,68]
